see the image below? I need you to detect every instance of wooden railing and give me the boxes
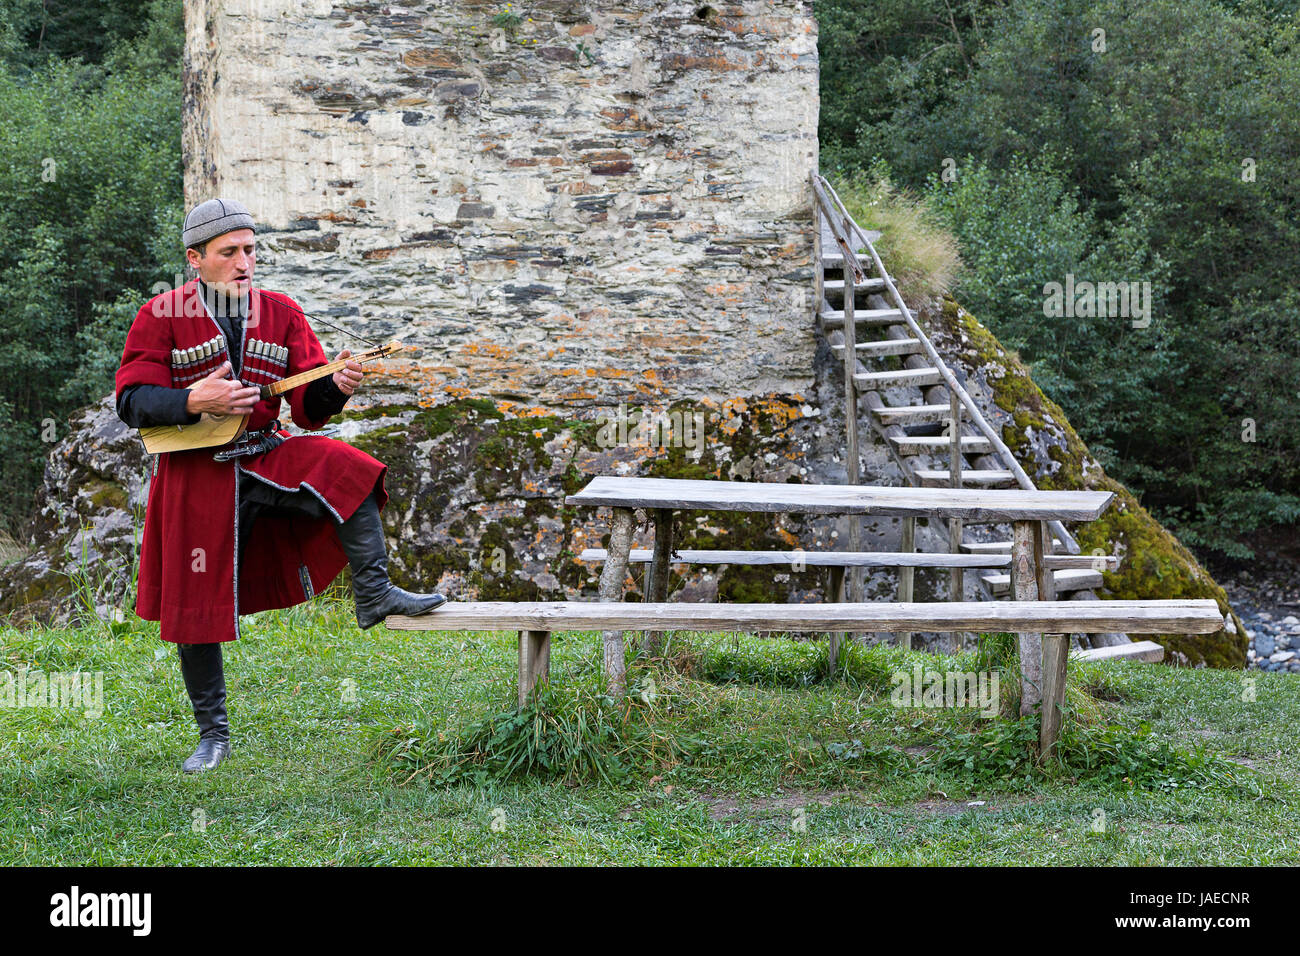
[810,171,1082,556]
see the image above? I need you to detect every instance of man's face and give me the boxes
[186,228,255,295]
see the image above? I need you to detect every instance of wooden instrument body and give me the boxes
[135,341,402,454]
[140,413,249,454]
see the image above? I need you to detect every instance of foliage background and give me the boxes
[818,0,1300,557]
[0,0,183,536]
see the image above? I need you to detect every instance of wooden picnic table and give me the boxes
[566,476,1116,746]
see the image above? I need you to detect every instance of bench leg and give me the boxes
[518,629,552,708]
[948,516,964,651]
[1036,522,1067,755]
[828,565,846,672]
[1039,634,1068,756]
[597,506,636,695]
[898,516,915,650]
[1011,520,1042,717]
[642,508,674,658]
[823,564,846,675]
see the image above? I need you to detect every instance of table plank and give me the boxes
[565,476,1113,522]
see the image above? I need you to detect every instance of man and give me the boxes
[115,198,446,774]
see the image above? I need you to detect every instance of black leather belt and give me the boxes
[213,420,287,462]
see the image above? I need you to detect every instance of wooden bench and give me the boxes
[387,599,1220,750]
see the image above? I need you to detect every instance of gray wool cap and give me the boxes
[183,198,256,249]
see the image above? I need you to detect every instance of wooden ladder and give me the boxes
[809,172,1130,654]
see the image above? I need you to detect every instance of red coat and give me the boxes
[115,280,388,644]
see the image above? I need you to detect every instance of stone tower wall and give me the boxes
[183,0,820,408]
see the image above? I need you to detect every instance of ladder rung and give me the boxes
[820,308,906,329]
[981,568,1105,595]
[832,338,923,357]
[962,540,1013,552]
[873,404,952,424]
[1073,641,1164,663]
[821,251,869,268]
[854,368,943,389]
[890,435,993,456]
[914,468,1016,486]
[822,277,889,295]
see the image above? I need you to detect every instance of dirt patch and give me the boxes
[691,789,858,823]
[1080,684,1127,703]
[682,789,1013,824]
[912,801,975,816]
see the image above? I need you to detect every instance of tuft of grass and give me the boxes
[0,529,24,566]
[686,634,904,691]
[371,672,701,788]
[831,168,962,306]
[926,716,1251,793]
[63,513,142,641]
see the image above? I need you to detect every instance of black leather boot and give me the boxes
[336,490,446,629]
[177,642,231,773]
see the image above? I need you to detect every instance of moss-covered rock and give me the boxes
[341,393,832,605]
[925,296,1244,667]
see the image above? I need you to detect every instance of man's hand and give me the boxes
[332,349,363,396]
[185,362,260,416]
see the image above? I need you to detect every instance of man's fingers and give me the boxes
[223,382,260,414]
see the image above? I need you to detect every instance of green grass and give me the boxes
[1,593,1296,865]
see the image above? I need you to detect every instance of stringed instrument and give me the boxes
[138,340,403,454]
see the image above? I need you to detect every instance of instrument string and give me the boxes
[248,286,385,349]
